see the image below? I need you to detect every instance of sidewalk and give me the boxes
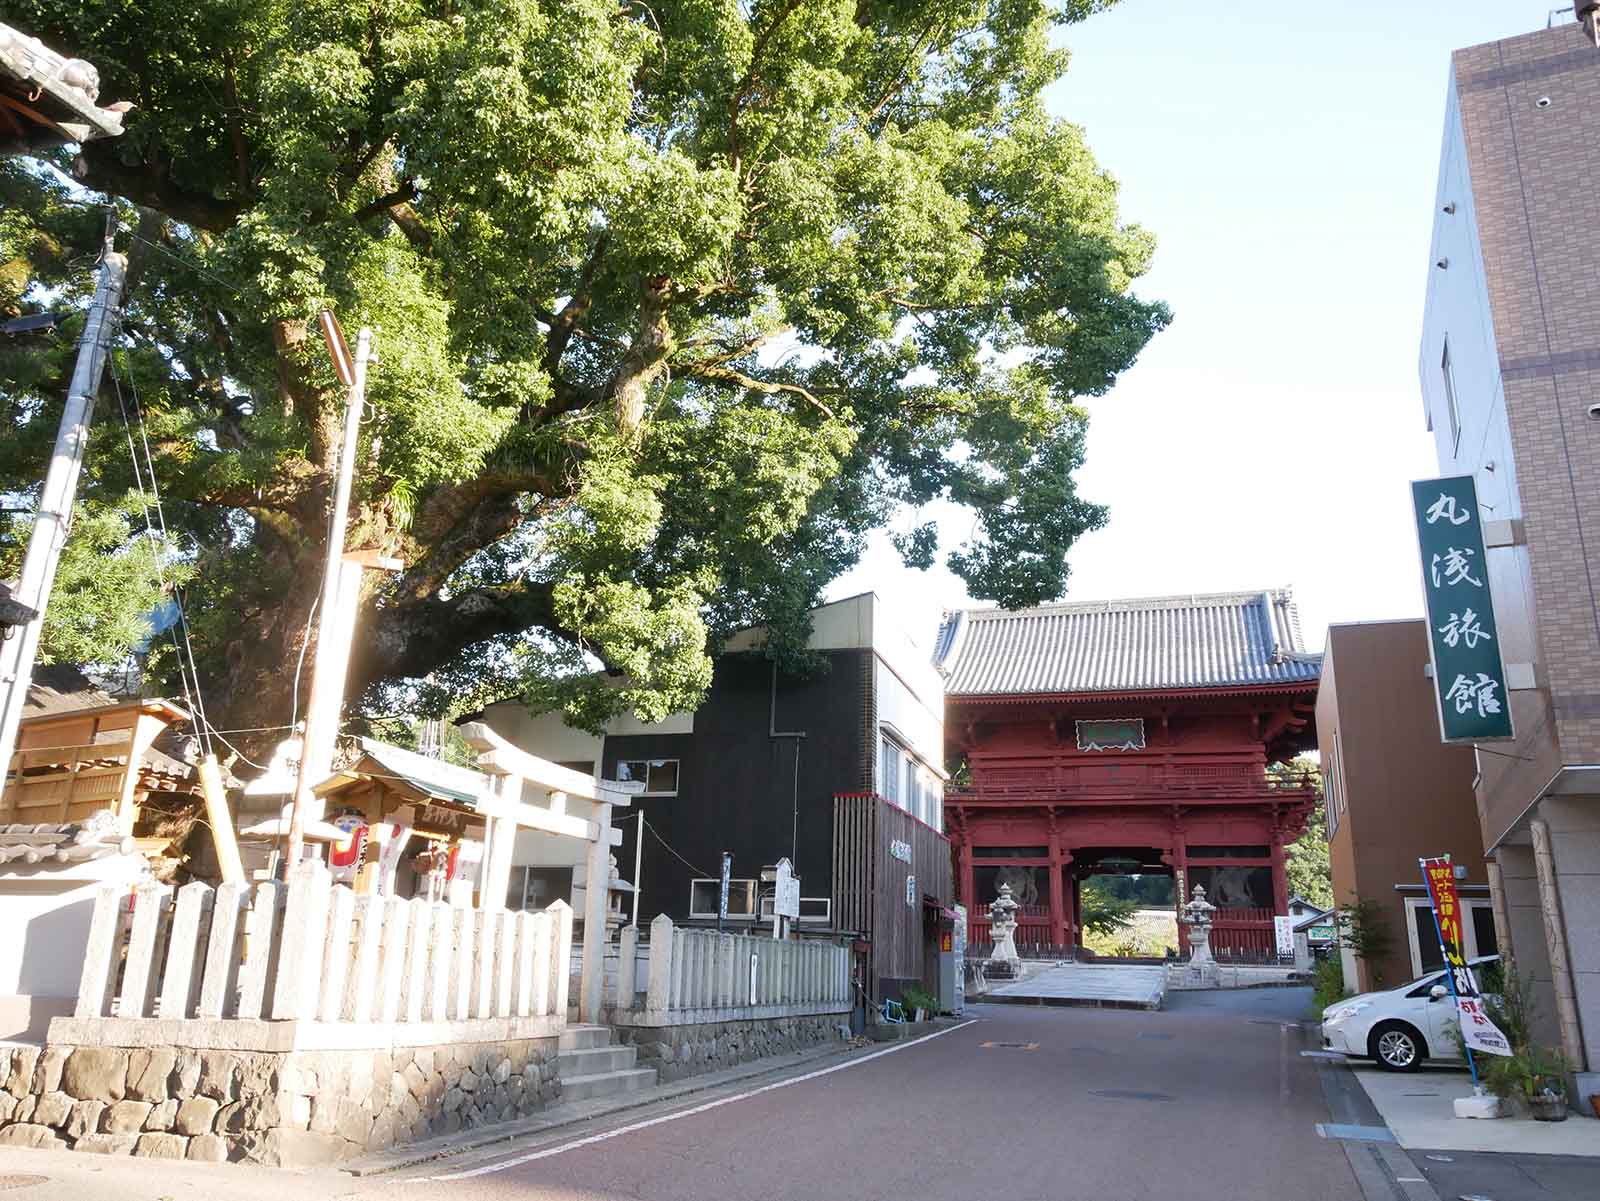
[1354,1068,1600,1156]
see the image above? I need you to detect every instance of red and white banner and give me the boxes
[1420,855,1511,1057]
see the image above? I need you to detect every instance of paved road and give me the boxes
[398,987,1361,1201]
[0,988,1376,1201]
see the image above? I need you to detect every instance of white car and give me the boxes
[1320,955,1499,1072]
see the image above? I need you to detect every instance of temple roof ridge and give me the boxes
[936,586,1321,697]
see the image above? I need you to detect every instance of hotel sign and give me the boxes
[1411,475,1513,742]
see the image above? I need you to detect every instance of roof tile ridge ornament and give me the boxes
[966,588,1296,620]
[931,608,967,676]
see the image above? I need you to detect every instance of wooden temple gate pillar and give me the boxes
[1046,809,1067,949]
[957,834,974,913]
[1270,835,1289,916]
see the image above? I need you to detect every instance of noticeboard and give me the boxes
[773,857,800,920]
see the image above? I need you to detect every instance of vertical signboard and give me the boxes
[1411,475,1514,742]
[1420,855,1511,1058]
[1273,915,1295,960]
[718,850,731,932]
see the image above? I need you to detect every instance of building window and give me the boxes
[1404,895,1498,977]
[689,878,757,919]
[759,894,831,924]
[1441,339,1462,454]
[616,759,679,796]
[506,865,572,911]
[905,759,920,820]
[880,736,903,807]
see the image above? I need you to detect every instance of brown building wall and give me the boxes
[1451,26,1600,827]
[1316,622,1484,992]
[1431,24,1600,1068]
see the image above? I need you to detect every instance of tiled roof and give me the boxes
[353,738,483,806]
[0,810,136,869]
[0,581,34,628]
[934,589,1322,697]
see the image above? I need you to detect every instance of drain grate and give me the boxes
[0,1177,48,1192]
[979,1040,1039,1050]
[1315,1123,1396,1143]
[1089,1088,1175,1102]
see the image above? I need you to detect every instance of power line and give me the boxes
[643,817,712,879]
[107,316,215,758]
[121,232,242,297]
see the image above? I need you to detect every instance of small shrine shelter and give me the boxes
[935,589,1321,959]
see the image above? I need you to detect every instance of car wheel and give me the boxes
[1369,1021,1426,1072]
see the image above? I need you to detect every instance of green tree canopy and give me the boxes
[1277,757,1331,909]
[1,0,1167,737]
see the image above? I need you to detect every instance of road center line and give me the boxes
[418,1019,980,1181]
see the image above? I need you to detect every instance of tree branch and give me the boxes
[348,578,560,694]
[350,180,418,224]
[73,140,242,233]
[676,359,835,417]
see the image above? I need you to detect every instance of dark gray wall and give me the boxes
[608,649,872,926]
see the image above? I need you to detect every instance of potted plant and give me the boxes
[1485,1044,1569,1121]
[900,985,940,1022]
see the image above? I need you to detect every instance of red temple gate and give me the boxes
[935,590,1320,961]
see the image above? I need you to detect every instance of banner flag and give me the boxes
[1420,855,1511,1057]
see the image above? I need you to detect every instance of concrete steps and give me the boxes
[560,1066,659,1102]
[560,1045,636,1075]
[560,1024,613,1051]
[557,1024,658,1103]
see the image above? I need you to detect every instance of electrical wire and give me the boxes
[289,592,319,735]
[642,818,713,880]
[122,232,243,297]
[107,323,212,758]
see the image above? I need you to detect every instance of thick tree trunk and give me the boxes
[609,275,674,435]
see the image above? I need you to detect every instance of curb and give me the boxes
[973,993,1163,1012]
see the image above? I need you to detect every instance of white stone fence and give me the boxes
[609,915,850,1027]
[52,860,573,1050]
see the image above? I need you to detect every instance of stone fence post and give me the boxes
[645,914,673,1020]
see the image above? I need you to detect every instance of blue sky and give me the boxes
[827,0,1561,652]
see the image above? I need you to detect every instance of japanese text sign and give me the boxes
[1420,855,1511,1057]
[1412,476,1513,742]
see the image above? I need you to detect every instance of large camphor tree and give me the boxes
[0,0,1167,742]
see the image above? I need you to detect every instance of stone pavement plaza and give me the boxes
[980,962,1167,1009]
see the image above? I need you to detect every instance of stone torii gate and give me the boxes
[459,722,632,1024]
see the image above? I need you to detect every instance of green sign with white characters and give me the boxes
[1411,475,1514,742]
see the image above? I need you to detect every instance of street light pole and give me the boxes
[0,227,126,785]
[284,319,372,869]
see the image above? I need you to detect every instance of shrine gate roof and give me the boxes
[934,588,1322,698]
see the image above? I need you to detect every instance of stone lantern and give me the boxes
[1179,883,1220,986]
[985,882,1022,978]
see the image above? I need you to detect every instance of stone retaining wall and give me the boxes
[614,1013,848,1083]
[0,1036,558,1166]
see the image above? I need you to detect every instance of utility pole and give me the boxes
[0,223,126,785]
[284,315,372,869]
